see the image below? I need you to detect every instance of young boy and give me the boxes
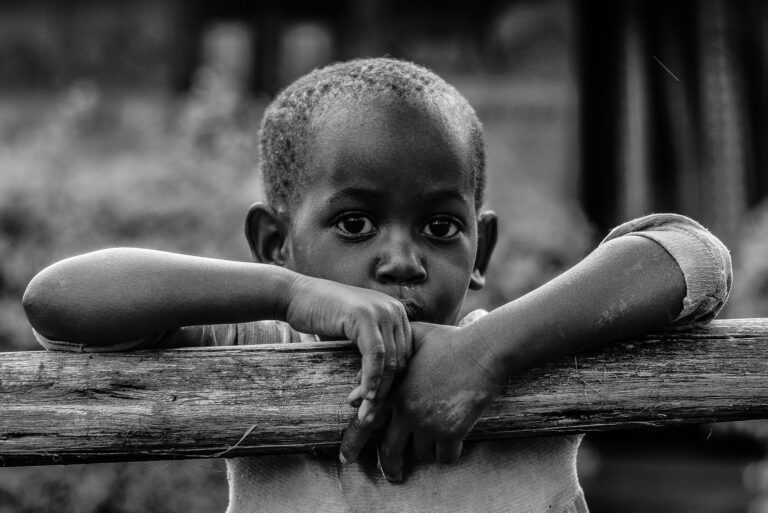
[23,58,731,512]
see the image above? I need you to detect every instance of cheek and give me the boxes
[287,234,370,286]
[429,247,476,316]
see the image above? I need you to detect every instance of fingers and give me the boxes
[394,309,413,367]
[375,324,398,403]
[358,320,398,408]
[346,370,365,408]
[339,404,391,464]
[359,328,386,402]
[435,439,463,464]
[377,412,411,483]
[340,414,374,464]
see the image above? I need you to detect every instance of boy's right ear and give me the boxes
[245,203,290,265]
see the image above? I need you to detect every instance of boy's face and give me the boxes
[267,97,492,325]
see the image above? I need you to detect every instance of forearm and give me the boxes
[467,236,687,379]
[23,248,298,344]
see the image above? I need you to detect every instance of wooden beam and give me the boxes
[2,319,768,467]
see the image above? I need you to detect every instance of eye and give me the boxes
[334,213,377,239]
[422,217,461,240]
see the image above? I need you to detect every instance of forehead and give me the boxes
[303,95,475,200]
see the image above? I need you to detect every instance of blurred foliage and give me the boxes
[0,71,264,512]
[0,78,264,351]
[0,1,174,90]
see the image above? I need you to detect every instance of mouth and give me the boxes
[399,298,425,322]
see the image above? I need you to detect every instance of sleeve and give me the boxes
[33,324,237,352]
[33,320,314,352]
[601,213,732,327]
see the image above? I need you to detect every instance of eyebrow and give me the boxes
[327,187,381,205]
[326,187,470,206]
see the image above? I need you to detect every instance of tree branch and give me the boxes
[2,319,767,466]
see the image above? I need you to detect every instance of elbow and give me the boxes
[22,248,125,339]
[22,263,69,339]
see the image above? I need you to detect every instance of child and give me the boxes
[23,58,732,512]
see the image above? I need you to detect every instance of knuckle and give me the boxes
[367,346,386,360]
[388,301,406,318]
[384,356,399,371]
[346,416,362,431]
[357,416,377,430]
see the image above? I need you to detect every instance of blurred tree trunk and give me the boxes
[250,5,281,95]
[577,0,764,253]
[341,0,390,59]
[696,0,747,249]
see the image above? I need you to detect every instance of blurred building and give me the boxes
[2,0,766,249]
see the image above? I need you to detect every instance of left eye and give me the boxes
[422,217,461,239]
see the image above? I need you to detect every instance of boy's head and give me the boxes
[247,57,496,325]
[258,58,486,213]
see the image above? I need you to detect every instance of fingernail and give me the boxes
[358,400,373,422]
[339,452,348,464]
[347,388,363,406]
[358,409,376,425]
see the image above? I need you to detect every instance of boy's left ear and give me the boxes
[469,211,498,291]
[245,202,290,266]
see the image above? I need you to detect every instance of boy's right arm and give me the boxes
[23,247,411,421]
[24,248,297,344]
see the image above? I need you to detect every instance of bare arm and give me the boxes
[343,217,732,481]
[23,248,413,424]
[23,248,297,344]
[467,235,686,380]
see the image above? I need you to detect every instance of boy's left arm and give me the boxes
[341,214,732,481]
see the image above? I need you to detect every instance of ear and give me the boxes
[469,210,498,291]
[245,202,290,265]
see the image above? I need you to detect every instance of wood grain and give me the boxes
[2,318,768,467]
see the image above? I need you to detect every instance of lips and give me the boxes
[399,298,425,322]
[372,286,427,322]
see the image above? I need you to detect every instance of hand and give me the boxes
[285,275,412,427]
[340,320,506,481]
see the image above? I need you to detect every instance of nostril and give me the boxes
[375,259,427,285]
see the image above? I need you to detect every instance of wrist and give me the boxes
[461,323,513,389]
[272,266,303,322]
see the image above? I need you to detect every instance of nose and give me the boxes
[374,230,427,286]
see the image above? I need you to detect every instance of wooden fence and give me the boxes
[2,318,768,467]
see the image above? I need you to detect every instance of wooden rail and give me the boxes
[2,318,768,467]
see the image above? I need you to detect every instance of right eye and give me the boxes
[334,213,377,239]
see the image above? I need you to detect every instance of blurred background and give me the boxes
[1,0,767,511]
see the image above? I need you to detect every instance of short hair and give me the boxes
[258,57,486,212]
